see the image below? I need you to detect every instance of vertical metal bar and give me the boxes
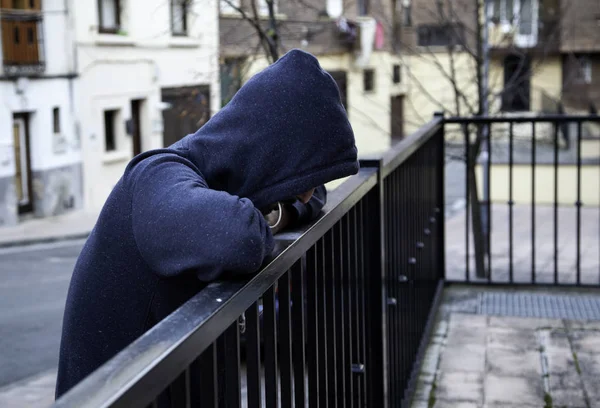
[246,302,262,408]
[397,166,404,403]
[576,121,582,285]
[291,259,306,408]
[395,168,402,404]
[364,164,388,408]
[317,238,329,407]
[532,121,536,283]
[354,196,368,406]
[279,272,293,408]
[264,285,279,408]
[198,343,218,408]
[338,219,349,407]
[464,123,470,282]
[509,122,514,283]
[217,333,226,408]
[350,207,359,407]
[342,212,358,408]
[223,323,241,408]
[487,122,492,282]
[386,172,394,406]
[324,231,338,408]
[306,246,320,408]
[168,370,189,408]
[438,119,446,282]
[554,119,559,284]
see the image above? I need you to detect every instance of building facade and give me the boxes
[400,0,600,134]
[0,0,81,226]
[73,0,220,210]
[219,0,406,158]
[0,0,220,225]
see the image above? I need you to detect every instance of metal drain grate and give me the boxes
[476,292,600,321]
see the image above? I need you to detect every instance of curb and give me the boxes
[0,232,91,249]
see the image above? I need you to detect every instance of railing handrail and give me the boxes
[445,114,600,124]
[53,168,379,408]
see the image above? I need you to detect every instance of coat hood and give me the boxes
[176,49,359,210]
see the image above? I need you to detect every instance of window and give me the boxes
[575,55,592,84]
[489,0,538,47]
[363,69,375,92]
[491,0,514,23]
[219,0,240,14]
[393,64,401,84]
[53,107,60,134]
[171,0,188,35]
[98,0,120,34]
[10,0,40,10]
[104,110,118,152]
[402,2,412,27]
[417,24,465,47]
[358,0,369,16]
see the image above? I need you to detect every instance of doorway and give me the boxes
[502,54,531,112]
[12,114,33,214]
[131,99,144,156]
[391,95,404,142]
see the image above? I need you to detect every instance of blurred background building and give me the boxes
[0,0,219,226]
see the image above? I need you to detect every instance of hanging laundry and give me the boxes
[355,17,376,68]
[375,21,385,50]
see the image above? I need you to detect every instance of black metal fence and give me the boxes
[445,114,600,286]
[53,119,446,408]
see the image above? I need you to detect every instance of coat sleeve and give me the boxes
[129,155,274,281]
[287,184,327,227]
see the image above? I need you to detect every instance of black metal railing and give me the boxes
[445,114,600,286]
[53,118,447,408]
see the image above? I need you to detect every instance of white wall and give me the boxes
[43,0,76,75]
[0,79,79,172]
[0,0,79,180]
[72,0,220,209]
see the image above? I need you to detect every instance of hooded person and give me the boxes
[55,49,359,398]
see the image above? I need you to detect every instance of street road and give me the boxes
[0,240,84,388]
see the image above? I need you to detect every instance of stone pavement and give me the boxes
[0,370,56,408]
[0,210,98,248]
[412,287,600,408]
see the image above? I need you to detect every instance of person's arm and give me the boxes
[287,185,327,227]
[129,155,274,282]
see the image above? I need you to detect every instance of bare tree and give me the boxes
[388,0,568,278]
[222,0,280,63]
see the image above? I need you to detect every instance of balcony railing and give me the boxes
[53,118,447,408]
[1,10,45,75]
[51,112,600,407]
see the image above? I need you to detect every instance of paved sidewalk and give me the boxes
[0,211,98,248]
[412,288,600,408]
[0,371,56,408]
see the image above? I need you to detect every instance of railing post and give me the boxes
[434,112,446,280]
[359,158,388,408]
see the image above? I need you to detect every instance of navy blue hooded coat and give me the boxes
[55,49,359,398]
